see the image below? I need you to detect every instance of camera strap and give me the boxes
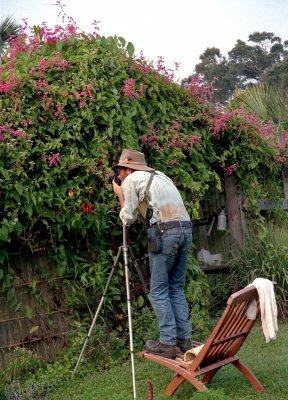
[137,171,155,226]
[145,171,155,199]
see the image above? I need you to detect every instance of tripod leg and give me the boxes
[128,246,149,294]
[123,226,137,399]
[72,246,123,377]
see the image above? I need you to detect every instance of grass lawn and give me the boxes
[45,321,287,400]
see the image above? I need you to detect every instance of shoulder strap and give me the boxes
[145,172,155,199]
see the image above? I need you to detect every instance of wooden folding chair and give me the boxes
[138,285,265,396]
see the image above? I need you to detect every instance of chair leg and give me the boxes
[232,360,265,393]
[202,368,220,384]
[165,373,208,396]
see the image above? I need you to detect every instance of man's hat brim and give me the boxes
[112,162,154,172]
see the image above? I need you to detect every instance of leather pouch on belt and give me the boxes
[147,226,162,253]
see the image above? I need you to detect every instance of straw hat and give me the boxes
[112,149,154,171]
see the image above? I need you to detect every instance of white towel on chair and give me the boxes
[248,278,278,343]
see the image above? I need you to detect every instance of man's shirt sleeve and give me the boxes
[119,177,140,226]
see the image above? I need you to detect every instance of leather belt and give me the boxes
[155,220,192,230]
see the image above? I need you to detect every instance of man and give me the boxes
[112,149,192,359]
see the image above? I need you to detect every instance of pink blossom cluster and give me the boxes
[166,120,201,151]
[133,52,155,76]
[30,52,70,77]
[3,5,86,62]
[274,155,288,163]
[226,164,237,175]
[0,73,21,95]
[54,102,67,123]
[0,126,6,142]
[35,22,80,46]
[155,56,176,83]
[167,159,180,166]
[0,125,25,141]
[132,52,179,83]
[212,112,231,137]
[34,79,51,94]
[122,78,144,98]
[10,128,25,139]
[48,153,61,167]
[140,122,160,151]
[184,75,215,104]
[212,108,277,141]
[21,119,33,126]
[34,80,53,110]
[140,119,201,153]
[75,84,95,108]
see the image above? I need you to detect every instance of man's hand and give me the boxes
[112,180,124,209]
[112,179,122,196]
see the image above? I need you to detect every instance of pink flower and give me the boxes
[123,78,138,98]
[48,153,61,167]
[226,164,237,175]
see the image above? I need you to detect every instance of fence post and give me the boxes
[223,173,245,256]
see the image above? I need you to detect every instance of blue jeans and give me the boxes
[148,225,192,345]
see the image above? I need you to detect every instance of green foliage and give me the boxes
[265,53,288,94]
[227,220,288,316]
[231,83,288,126]
[0,347,43,399]
[0,16,19,55]
[185,255,212,339]
[131,306,159,350]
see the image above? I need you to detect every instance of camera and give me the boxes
[108,171,121,185]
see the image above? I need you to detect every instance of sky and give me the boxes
[1,0,288,81]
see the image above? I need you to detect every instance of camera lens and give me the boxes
[108,173,121,185]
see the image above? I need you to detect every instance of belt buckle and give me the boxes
[157,222,165,233]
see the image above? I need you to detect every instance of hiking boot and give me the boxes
[145,340,176,359]
[176,337,192,353]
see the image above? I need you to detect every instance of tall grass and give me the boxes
[227,221,288,316]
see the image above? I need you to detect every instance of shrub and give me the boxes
[227,220,288,316]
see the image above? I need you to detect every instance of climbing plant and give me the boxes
[0,6,287,321]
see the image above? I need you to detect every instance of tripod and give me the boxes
[73,224,149,400]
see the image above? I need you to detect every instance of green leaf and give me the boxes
[24,307,33,320]
[56,40,63,51]
[69,33,76,43]
[118,37,126,47]
[6,286,17,306]
[126,42,135,57]
[33,25,41,37]
[0,226,9,241]
[137,296,144,307]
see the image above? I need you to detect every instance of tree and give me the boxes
[264,53,288,94]
[183,32,288,105]
[0,16,19,54]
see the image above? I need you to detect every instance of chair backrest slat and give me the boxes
[192,286,260,369]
